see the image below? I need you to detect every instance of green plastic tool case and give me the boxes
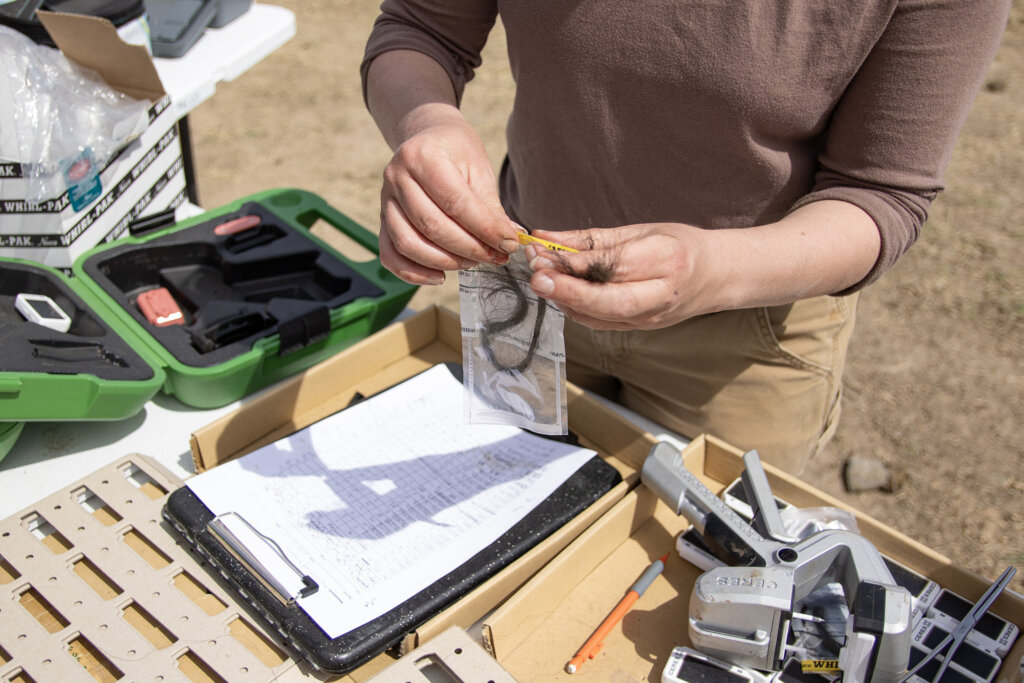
[0,189,417,444]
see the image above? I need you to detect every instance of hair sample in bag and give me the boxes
[477,264,547,373]
[475,238,618,373]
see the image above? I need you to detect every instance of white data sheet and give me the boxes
[185,364,597,638]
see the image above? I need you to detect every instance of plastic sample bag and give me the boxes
[0,25,150,208]
[459,249,569,435]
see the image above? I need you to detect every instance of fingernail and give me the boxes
[460,259,478,270]
[490,251,510,265]
[499,238,521,254]
[532,273,554,295]
[427,273,445,285]
[530,255,555,271]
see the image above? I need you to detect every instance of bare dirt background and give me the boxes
[189,1,1023,591]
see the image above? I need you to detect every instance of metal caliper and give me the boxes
[641,442,913,683]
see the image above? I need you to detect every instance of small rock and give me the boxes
[843,455,901,493]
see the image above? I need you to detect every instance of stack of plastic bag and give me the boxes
[0,25,150,209]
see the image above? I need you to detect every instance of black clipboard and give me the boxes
[162,363,622,675]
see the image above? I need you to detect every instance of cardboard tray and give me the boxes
[166,404,622,676]
[482,434,1024,682]
[0,188,418,422]
[188,305,658,678]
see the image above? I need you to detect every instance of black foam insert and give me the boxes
[81,202,385,368]
[0,263,154,381]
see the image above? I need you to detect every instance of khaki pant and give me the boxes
[564,293,858,475]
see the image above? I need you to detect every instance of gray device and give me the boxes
[146,0,217,58]
[641,443,913,683]
[209,0,250,27]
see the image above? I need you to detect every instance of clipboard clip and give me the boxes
[207,511,319,605]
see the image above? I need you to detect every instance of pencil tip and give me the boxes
[565,663,576,674]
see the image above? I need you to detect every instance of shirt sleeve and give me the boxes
[360,0,499,107]
[790,0,1010,294]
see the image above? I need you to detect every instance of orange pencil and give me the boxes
[565,553,669,674]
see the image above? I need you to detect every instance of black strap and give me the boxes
[277,305,330,356]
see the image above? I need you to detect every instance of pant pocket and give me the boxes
[753,294,856,377]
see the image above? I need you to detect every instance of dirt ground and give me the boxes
[189,2,1023,591]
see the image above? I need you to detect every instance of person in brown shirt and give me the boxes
[360,1,1009,473]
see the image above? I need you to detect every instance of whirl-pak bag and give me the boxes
[1,25,150,209]
[459,249,568,435]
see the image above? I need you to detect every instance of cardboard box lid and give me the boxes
[37,10,166,101]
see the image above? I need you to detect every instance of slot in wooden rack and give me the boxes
[0,455,317,682]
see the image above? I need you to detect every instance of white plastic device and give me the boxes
[15,293,72,332]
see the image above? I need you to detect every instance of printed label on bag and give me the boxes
[63,148,102,211]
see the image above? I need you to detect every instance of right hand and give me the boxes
[379,119,521,285]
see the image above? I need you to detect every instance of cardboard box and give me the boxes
[482,434,1024,683]
[0,117,187,268]
[0,96,176,226]
[0,11,184,269]
[189,304,657,679]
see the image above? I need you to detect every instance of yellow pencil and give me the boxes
[517,233,579,253]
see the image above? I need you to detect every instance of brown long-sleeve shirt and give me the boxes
[362,0,1008,291]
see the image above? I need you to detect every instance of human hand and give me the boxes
[379,119,521,285]
[523,223,721,330]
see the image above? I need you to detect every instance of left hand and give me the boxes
[525,200,882,330]
[524,223,720,330]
